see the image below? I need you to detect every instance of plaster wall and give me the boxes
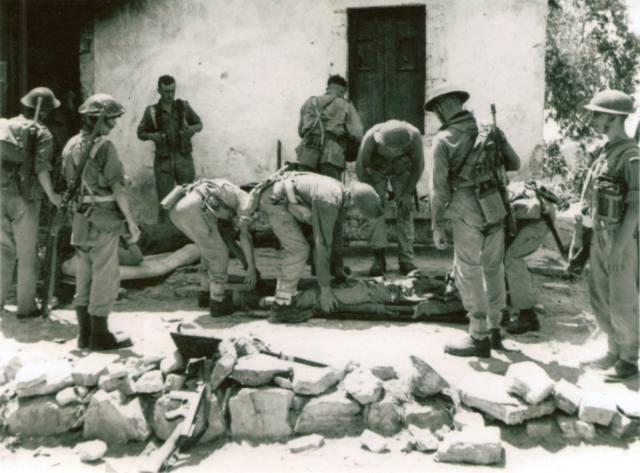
[83,0,547,221]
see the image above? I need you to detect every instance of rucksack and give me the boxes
[0,118,28,164]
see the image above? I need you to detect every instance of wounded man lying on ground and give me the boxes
[234,270,467,324]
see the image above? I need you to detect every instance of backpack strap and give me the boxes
[149,105,157,131]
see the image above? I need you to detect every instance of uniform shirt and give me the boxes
[0,114,54,199]
[191,178,248,222]
[430,111,520,231]
[137,99,202,157]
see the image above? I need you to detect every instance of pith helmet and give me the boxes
[20,87,61,110]
[347,181,383,219]
[373,120,413,148]
[424,84,469,111]
[584,89,635,115]
[78,93,125,118]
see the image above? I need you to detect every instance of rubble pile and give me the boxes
[1,342,639,467]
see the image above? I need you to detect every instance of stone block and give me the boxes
[365,394,405,436]
[526,418,554,438]
[74,440,107,462]
[556,415,579,439]
[210,352,237,390]
[56,386,81,407]
[292,365,340,396]
[553,379,583,415]
[106,363,127,379]
[505,362,554,405]
[383,378,412,404]
[453,409,485,431]
[123,358,155,380]
[2,351,49,382]
[274,376,293,390]
[610,412,636,439]
[579,392,618,426]
[360,429,390,453]
[435,426,503,465]
[0,382,16,404]
[201,392,227,443]
[409,356,448,398]
[407,424,440,452]
[288,434,325,453]
[163,374,186,392]
[230,354,291,387]
[160,350,185,375]
[72,353,117,387]
[15,359,74,399]
[83,390,150,445]
[134,370,164,394]
[575,420,596,441]
[233,336,262,357]
[143,354,164,368]
[343,369,382,405]
[370,366,398,381]
[404,402,451,431]
[229,387,293,440]
[5,395,85,436]
[294,391,362,436]
[616,391,640,418]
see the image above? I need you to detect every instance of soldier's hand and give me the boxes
[49,193,62,207]
[126,222,142,244]
[319,287,338,314]
[244,267,257,290]
[433,229,448,250]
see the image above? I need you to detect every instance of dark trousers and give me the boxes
[154,152,196,221]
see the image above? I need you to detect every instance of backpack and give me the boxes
[0,118,28,164]
[295,96,339,168]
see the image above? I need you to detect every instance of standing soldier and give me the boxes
[137,75,203,221]
[427,85,520,357]
[1,87,61,318]
[579,90,639,380]
[295,75,364,181]
[355,119,425,276]
[241,171,382,323]
[62,94,140,350]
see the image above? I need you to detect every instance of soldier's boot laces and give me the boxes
[75,306,91,349]
[490,329,503,350]
[506,308,540,335]
[209,299,236,318]
[369,249,387,277]
[445,335,491,358]
[89,316,133,351]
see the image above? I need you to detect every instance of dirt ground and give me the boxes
[1,243,639,473]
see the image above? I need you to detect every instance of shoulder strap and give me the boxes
[80,139,107,199]
[150,105,157,131]
[450,126,482,178]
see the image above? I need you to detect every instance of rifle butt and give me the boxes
[139,422,183,473]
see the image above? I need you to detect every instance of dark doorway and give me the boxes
[347,6,426,134]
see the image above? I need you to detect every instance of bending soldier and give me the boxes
[355,119,425,276]
[63,94,140,350]
[427,85,520,358]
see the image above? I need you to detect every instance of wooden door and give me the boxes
[348,6,426,133]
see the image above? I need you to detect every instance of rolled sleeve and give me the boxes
[430,137,450,230]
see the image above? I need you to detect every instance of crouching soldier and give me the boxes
[427,85,520,358]
[63,94,140,350]
[241,171,382,323]
[167,178,258,316]
[579,90,639,380]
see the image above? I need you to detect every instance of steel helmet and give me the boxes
[424,84,469,111]
[347,181,383,219]
[584,89,635,115]
[373,120,414,148]
[78,93,125,118]
[20,87,61,110]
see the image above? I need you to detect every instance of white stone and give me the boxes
[409,356,448,398]
[230,354,291,387]
[365,394,405,436]
[72,353,117,387]
[435,427,503,465]
[616,391,640,418]
[273,376,294,390]
[5,395,85,436]
[74,440,107,462]
[404,403,451,431]
[294,391,362,436]
[553,379,583,415]
[579,392,618,426]
[343,369,382,405]
[360,429,389,453]
[505,362,554,405]
[575,420,596,441]
[407,424,439,452]
[453,409,485,431]
[160,350,185,375]
[288,434,325,453]
[134,370,164,394]
[56,386,81,407]
[163,374,186,392]
[83,390,150,444]
[370,366,398,381]
[15,360,74,398]
[106,362,127,379]
[292,365,340,396]
[229,387,293,440]
[2,351,49,382]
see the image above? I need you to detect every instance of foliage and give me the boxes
[546,0,640,140]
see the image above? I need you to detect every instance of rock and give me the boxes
[288,434,325,453]
[134,370,164,394]
[435,426,503,465]
[83,390,150,444]
[233,336,261,357]
[579,392,618,426]
[56,386,81,407]
[343,369,382,405]
[2,351,49,382]
[201,392,228,442]
[292,365,340,396]
[383,378,412,404]
[74,440,107,462]
[409,356,448,398]
[5,395,85,436]
[294,391,362,436]
[72,353,117,387]
[210,353,237,390]
[123,358,155,380]
[106,363,127,379]
[434,425,453,441]
[610,412,636,439]
[142,354,164,368]
[404,403,451,431]
[163,374,186,392]
[616,391,640,418]
[152,395,184,441]
[229,388,293,440]
[556,415,579,439]
[0,382,16,404]
[98,374,135,396]
[365,394,405,436]
[360,429,390,453]
[505,362,554,405]
[453,409,485,431]
[407,424,439,452]
[274,376,293,390]
[160,350,185,375]
[15,359,74,398]
[575,420,596,441]
[230,354,291,387]
[553,379,583,415]
[370,366,397,381]
[526,418,554,437]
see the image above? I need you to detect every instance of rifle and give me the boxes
[490,104,518,239]
[40,111,106,316]
[525,181,569,260]
[17,97,43,199]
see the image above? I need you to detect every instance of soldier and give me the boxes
[241,171,382,323]
[295,75,364,180]
[62,94,140,350]
[578,90,639,380]
[1,87,62,318]
[137,75,203,220]
[355,119,425,276]
[427,85,520,357]
[167,178,258,317]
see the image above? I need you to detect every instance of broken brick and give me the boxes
[610,412,636,439]
[553,379,583,415]
[579,392,617,426]
[526,418,554,438]
[505,362,554,405]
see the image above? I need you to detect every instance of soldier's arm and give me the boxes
[355,131,376,182]
[183,101,203,135]
[311,198,340,313]
[137,107,160,142]
[297,98,313,137]
[230,188,257,287]
[499,130,521,171]
[35,131,60,206]
[611,156,639,256]
[430,137,450,232]
[404,132,425,194]
[345,103,364,141]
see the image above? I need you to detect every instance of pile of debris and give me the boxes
[1,337,639,467]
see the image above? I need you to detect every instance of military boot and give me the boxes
[490,329,503,350]
[398,261,418,276]
[499,308,511,327]
[603,359,639,381]
[197,291,210,308]
[209,299,236,317]
[506,308,540,334]
[444,335,491,358]
[89,316,133,351]
[75,306,91,349]
[369,249,387,277]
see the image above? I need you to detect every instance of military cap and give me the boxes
[373,120,414,148]
[584,89,635,115]
[78,93,125,118]
[20,87,61,110]
[424,84,469,111]
[347,181,383,219]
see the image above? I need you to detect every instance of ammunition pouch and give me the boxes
[160,184,187,210]
[88,205,125,232]
[592,175,626,225]
[71,209,91,244]
[475,177,506,225]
